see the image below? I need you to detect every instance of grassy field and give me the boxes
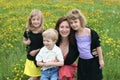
[0,0,120,80]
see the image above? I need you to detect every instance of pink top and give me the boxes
[59,55,77,80]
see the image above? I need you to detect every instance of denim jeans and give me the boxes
[40,67,59,80]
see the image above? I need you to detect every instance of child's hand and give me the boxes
[43,61,56,67]
[99,60,104,69]
[23,38,31,45]
[50,59,58,62]
[43,62,51,67]
[26,39,31,45]
[29,49,39,56]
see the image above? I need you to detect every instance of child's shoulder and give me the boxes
[54,45,61,51]
[85,27,91,35]
[85,27,97,33]
[54,44,60,48]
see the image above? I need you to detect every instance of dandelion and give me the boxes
[6,77,10,80]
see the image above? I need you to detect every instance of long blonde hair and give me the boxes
[26,9,44,32]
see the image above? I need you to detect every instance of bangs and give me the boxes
[67,12,79,21]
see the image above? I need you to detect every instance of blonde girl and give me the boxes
[23,9,44,80]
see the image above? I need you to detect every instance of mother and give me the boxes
[55,16,79,80]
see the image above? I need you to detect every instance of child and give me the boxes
[66,9,104,80]
[36,28,64,80]
[23,9,44,80]
[55,17,78,80]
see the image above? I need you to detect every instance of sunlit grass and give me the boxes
[0,0,120,80]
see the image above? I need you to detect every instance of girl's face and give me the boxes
[43,37,55,50]
[31,15,41,28]
[59,21,70,38]
[69,19,81,31]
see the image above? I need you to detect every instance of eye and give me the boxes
[60,26,64,28]
[32,18,35,21]
[46,40,50,42]
[66,26,70,28]
[74,21,77,23]
[37,18,40,21]
[74,20,78,23]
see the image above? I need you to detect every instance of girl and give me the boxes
[23,9,44,80]
[55,17,79,80]
[66,9,104,80]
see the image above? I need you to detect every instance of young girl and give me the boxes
[55,17,78,80]
[36,28,64,80]
[66,9,104,80]
[23,9,44,80]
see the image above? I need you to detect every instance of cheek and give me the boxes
[43,41,47,45]
[59,28,62,34]
[38,20,41,24]
[67,30,70,34]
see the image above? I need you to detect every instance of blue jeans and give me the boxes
[40,67,59,80]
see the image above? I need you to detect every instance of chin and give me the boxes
[62,35,68,37]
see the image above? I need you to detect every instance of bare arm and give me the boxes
[29,49,40,56]
[97,46,104,68]
[43,61,64,67]
[37,61,45,66]
[37,61,64,67]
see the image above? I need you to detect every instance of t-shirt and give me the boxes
[36,45,64,70]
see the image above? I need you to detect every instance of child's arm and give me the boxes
[29,49,40,56]
[36,49,44,66]
[43,61,64,67]
[97,46,104,68]
[23,38,31,45]
[37,61,45,66]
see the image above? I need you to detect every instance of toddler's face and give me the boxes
[43,37,55,50]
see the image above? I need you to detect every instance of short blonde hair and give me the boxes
[26,9,44,32]
[42,28,58,43]
[66,9,87,27]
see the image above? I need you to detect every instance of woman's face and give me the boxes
[59,21,70,38]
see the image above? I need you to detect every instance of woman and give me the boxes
[55,17,79,80]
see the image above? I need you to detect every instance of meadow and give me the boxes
[0,0,120,80]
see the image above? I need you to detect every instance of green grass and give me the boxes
[0,0,120,80]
